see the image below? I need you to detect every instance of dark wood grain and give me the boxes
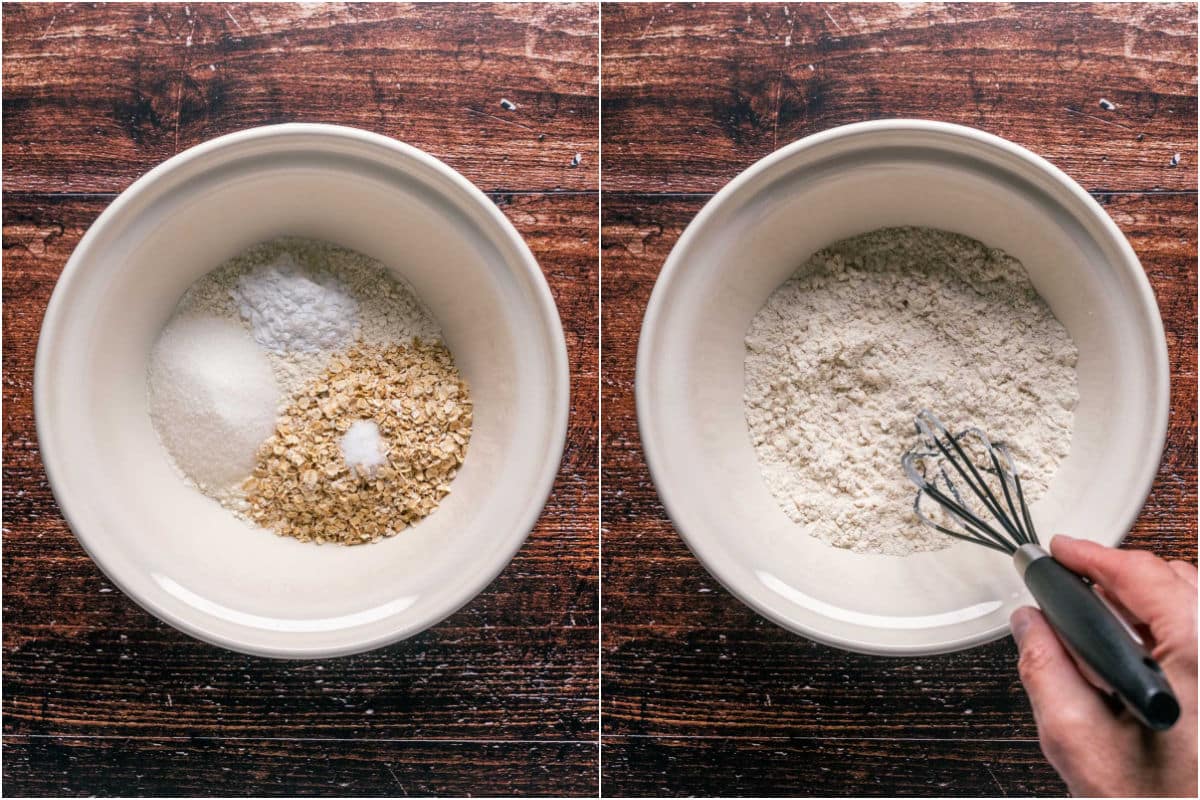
[3,3,598,194]
[2,4,598,796]
[601,6,1196,793]
[3,736,598,797]
[602,3,1197,193]
[603,736,1062,797]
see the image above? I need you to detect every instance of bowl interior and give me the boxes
[37,128,567,656]
[639,125,1167,654]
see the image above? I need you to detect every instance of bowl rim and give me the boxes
[34,122,571,658]
[635,118,1171,656]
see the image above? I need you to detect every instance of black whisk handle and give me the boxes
[1015,544,1180,731]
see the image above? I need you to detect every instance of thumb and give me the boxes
[1011,606,1114,744]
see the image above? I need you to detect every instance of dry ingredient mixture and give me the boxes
[743,227,1078,556]
[147,238,471,545]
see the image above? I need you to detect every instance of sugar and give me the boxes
[340,419,387,475]
[148,315,281,493]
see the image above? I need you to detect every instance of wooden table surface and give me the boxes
[600,3,1196,797]
[3,4,598,796]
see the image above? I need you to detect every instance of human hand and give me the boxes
[1010,535,1197,798]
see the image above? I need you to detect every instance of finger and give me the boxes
[1094,585,1156,648]
[1168,559,1198,587]
[1050,536,1188,629]
[1010,606,1114,748]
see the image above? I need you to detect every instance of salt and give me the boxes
[231,253,359,353]
[340,419,386,474]
[148,316,280,493]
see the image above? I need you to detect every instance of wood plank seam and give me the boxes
[599,190,1198,198]
[8,734,599,745]
[605,734,1041,742]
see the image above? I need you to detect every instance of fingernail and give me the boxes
[1051,534,1076,544]
[1010,607,1034,645]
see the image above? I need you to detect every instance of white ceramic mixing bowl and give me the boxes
[36,124,569,658]
[637,119,1169,655]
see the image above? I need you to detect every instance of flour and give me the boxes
[174,238,442,398]
[743,227,1078,556]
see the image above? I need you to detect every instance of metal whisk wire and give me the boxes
[901,410,1040,555]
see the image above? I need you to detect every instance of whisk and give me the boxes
[902,410,1179,731]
